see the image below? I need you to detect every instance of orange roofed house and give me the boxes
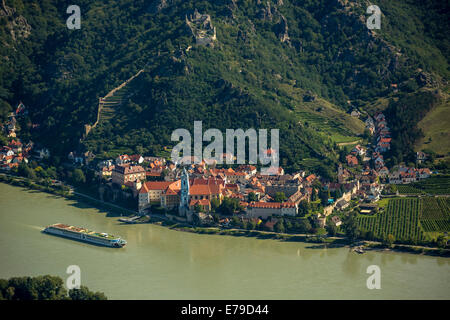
[112,164,146,186]
[178,168,226,219]
[188,178,224,213]
[139,180,181,212]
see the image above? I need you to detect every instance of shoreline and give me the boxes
[0,177,449,258]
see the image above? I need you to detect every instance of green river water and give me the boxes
[0,183,448,299]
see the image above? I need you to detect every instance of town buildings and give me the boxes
[111,164,146,186]
[246,202,298,219]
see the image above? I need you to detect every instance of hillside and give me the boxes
[0,0,448,171]
[415,88,450,157]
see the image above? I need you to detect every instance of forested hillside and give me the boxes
[0,0,448,171]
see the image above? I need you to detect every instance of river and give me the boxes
[0,183,448,299]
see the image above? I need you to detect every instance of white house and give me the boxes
[246,202,297,219]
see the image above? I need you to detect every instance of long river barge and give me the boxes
[43,223,127,248]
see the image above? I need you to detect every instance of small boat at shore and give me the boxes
[118,215,140,224]
[118,215,149,224]
[352,246,365,254]
[43,223,126,248]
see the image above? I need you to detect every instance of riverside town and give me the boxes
[0,0,449,306]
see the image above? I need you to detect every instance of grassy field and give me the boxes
[277,83,365,144]
[415,88,450,155]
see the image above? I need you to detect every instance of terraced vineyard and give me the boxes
[358,197,450,242]
[410,175,450,195]
[420,197,450,232]
[358,198,424,242]
[396,185,423,195]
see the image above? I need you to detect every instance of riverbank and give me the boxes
[0,176,448,257]
[150,219,450,257]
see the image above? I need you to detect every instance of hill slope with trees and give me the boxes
[0,0,448,171]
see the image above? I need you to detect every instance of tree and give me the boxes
[335,188,342,199]
[211,198,220,212]
[284,220,292,231]
[296,219,312,233]
[274,192,287,203]
[72,169,86,185]
[218,197,242,215]
[326,220,338,236]
[383,234,395,248]
[194,204,204,213]
[298,200,310,216]
[274,219,285,233]
[18,163,36,180]
[311,189,317,201]
[248,192,258,202]
[161,168,170,180]
[0,275,76,300]
[342,211,359,242]
[339,149,347,163]
[319,188,329,206]
[69,286,107,300]
[436,235,447,248]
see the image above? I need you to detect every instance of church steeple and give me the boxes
[179,167,190,216]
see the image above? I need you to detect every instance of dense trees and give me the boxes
[342,211,360,242]
[217,197,242,215]
[274,192,287,203]
[1,0,444,173]
[385,91,440,165]
[0,275,107,300]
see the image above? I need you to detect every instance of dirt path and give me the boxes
[337,139,361,147]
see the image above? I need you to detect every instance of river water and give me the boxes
[0,183,448,299]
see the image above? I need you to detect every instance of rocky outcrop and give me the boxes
[1,0,31,41]
[276,14,290,43]
[415,70,437,87]
[303,91,317,102]
[148,0,175,14]
[186,9,217,47]
[258,1,274,21]
[257,1,290,44]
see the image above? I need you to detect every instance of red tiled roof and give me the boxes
[190,184,219,196]
[346,155,358,165]
[129,154,142,162]
[114,164,145,175]
[225,171,247,176]
[139,181,172,194]
[248,202,296,209]
[146,171,162,177]
[189,199,210,207]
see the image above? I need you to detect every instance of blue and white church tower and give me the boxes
[179,167,190,217]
